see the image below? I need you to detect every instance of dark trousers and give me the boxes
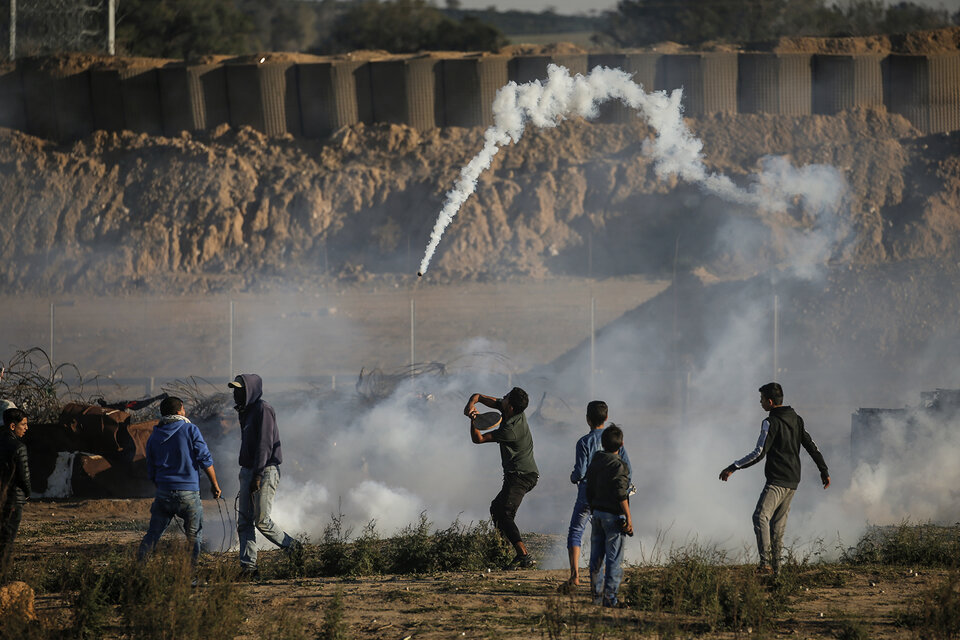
[490,471,538,545]
[0,500,23,565]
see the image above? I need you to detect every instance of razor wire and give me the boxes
[7,0,108,58]
[0,347,92,423]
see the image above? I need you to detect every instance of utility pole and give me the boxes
[106,0,115,55]
[8,0,15,61]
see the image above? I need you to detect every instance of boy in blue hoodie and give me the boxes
[138,396,221,562]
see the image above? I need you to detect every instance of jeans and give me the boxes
[589,510,626,606]
[566,492,591,549]
[138,489,203,562]
[238,465,293,568]
[490,471,538,546]
[752,483,796,571]
[0,500,23,566]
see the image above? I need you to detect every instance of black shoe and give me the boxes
[285,539,304,557]
[510,553,536,569]
[238,565,259,580]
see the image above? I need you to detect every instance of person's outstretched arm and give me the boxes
[203,465,222,499]
[800,425,830,489]
[719,420,771,481]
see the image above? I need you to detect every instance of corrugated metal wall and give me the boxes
[369,57,442,130]
[21,63,94,142]
[5,51,960,141]
[738,53,812,115]
[508,54,588,84]
[441,56,508,128]
[226,62,302,137]
[662,53,738,115]
[886,54,960,134]
[0,66,25,130]
[298,61,371,138]
[813,55,883,114]
[588,52,661,123]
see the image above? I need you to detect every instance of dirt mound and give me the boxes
[0,105,957,294]
[774,26,960,55]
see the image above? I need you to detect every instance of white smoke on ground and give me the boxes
[419,64,848,276]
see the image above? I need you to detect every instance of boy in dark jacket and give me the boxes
[138,397,221,562]
[585,424,633,607]
[719,382,830,575]
[0,408,31,565]
[566,401,631,588]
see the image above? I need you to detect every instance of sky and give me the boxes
[454,0,960,17]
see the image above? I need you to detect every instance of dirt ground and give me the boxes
[13,499,944,639]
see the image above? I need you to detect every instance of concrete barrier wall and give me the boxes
[886,54,960,134]
[813,54,883,114]
[738,53,812,115]
[4,51,960,142]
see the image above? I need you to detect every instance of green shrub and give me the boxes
[843,522,960,567]
[899,571,960,639]
[321,588,350,640]
[836,616,870,640]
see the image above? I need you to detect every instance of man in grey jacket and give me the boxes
[0,408,31,565]
[719,382,830,575]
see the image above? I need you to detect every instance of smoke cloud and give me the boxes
[420,64,848,275]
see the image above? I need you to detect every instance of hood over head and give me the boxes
[232,373,263,409]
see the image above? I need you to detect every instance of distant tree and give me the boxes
[321,0,505,53]
[597,0,954,46]
[116,0,257,58]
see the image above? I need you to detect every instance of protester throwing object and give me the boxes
[464,387,539,568]
[719,382,830,576]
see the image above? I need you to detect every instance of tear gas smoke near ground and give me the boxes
[419,64,849,276]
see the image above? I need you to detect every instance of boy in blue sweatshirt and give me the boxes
[565,401,631,589]
[138,396,221,562]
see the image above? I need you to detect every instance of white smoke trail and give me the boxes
[418,64,846,275]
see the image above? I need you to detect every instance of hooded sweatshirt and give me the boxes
[235,373,283,475]
[145,415,214,491]
[733,405,829,490]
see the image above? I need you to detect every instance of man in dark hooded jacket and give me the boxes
[138,396,221,563]
[229,373,299,575]
[719,382,830,575]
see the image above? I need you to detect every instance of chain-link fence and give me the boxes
[2,0,110,60]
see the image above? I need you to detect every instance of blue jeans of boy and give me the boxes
[566,493,591,549]
[238,465,294,568]
[138,489,203,562]
[589,510,626,606]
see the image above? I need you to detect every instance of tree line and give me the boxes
[5,0,959,60]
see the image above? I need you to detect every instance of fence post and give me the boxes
[590,297,596,399]
[229,300,235,380]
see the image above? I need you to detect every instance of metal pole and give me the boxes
[8,0,15,61]
[773,294,779,379]
[49,302,54,364]
[587,233,593,278]
[229,300,235,380]
[410,298,415,372]
[106,0,115,55]
[590,296,596,399]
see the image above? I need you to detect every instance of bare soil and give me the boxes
[14,499,944,639]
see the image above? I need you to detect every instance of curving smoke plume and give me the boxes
[418,64,847,276]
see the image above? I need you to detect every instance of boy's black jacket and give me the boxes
[586,451,629,515]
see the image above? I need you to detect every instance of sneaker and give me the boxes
[285,539,304,557]
[510,553,536,569]
[238,565,259,580]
